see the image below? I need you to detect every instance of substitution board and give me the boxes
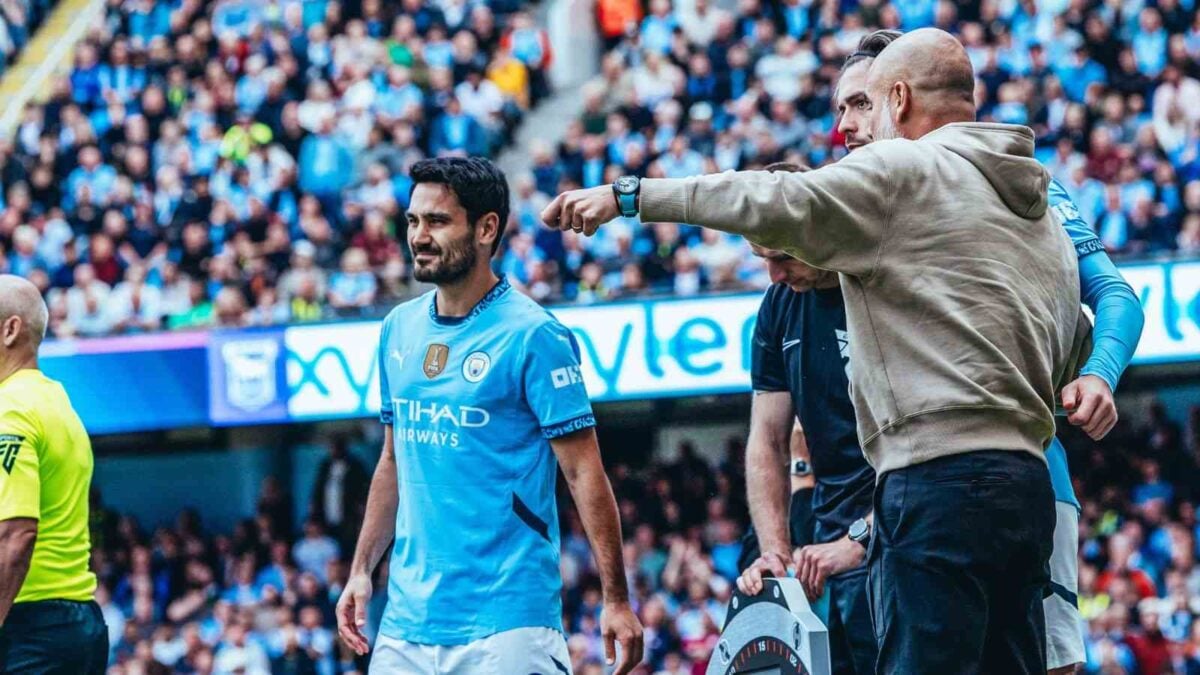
[706,578,831,675]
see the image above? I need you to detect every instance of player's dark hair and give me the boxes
[764,161,812,173]
[410,157,510,256]
[841,29,903,73]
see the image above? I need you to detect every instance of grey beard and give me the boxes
[873,101,902,141]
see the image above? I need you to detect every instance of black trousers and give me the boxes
[867,451,1055,675]
[0,599,108,674]
[826,568,877,675]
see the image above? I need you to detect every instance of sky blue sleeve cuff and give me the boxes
[1077,252,1145,392]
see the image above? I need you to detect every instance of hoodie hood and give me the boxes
[923,123,1049,219]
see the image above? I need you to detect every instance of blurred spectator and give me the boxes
[106,264,163,333]
[213,285,248,328]
[214,621,271,675]
[311,438,369,550]
[294,520,340,586]
[328,247,378,315]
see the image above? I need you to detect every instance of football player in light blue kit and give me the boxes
[1043,177,1144,673]
[335,157,643,675]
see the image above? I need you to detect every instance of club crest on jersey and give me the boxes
[0,434,23,474]
[462,351,491,383]
[424,344,450,378]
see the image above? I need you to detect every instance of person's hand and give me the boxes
[1061,374,1117,440]
[336,573,372,655]
[794,537,866,601]
[600,600,644,675]
[540,185,620,236]
[667,536,687,558]
[736,550,790,596]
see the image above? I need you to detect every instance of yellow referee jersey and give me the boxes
[0,369,97,603]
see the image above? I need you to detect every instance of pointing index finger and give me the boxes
[541,193,564,228]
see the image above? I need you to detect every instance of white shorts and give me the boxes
[370,626,572,675]
[1044,501,1085,671]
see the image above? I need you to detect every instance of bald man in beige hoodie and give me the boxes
[544,28,1091,674]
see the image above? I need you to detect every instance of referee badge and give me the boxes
[0,434,23,474]
[423,344,450,378]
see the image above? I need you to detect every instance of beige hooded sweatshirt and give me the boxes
[639,122,1090,474]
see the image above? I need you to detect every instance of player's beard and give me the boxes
[872,99,902,141]
[412,234,477,284]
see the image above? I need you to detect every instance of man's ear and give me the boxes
[477,212,502,250]
[893,82,913,122]
[1,316,21,349]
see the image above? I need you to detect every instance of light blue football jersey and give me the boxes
[376,276,595,645]
[1047,178,1143,511]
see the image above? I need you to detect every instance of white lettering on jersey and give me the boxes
[397,428,461,447]
[1051,200,1081,225]
[394,398,491,428]
[550,365,583,389]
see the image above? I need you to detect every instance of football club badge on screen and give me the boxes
[208,331,289,426]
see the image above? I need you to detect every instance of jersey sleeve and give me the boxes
[0,405,42,521]
[1076,252,1145,392]
[1048,178,1104,259]
[1049,178,1145,391]
[522,320,596,439]
[751,291,788,392]
[378,319,393,425]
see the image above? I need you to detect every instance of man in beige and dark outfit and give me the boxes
[543,28,1091,674]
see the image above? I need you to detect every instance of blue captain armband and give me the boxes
[1075,238,1104,257]
[542,414,597,439]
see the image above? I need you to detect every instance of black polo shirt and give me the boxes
[751,284,875,544]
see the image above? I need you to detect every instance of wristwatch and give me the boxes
[612,175,641,217]
[848,518,871,547]
[790,459,812,477]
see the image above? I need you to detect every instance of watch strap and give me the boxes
[618,191,637,217]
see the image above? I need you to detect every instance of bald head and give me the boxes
[866,28,976,141]
[0,275,49,355]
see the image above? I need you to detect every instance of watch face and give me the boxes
[615,176,639,194]
[849,520,867,540]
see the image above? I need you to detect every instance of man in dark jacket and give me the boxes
[311,438,369,551]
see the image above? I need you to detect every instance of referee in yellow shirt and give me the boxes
[0,275,107,673]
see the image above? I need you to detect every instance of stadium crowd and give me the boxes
[509,0,1200,301]
[85,399,1200,675]
[0,0,552,336]
[0,0,1196,333]
[0,0,52,73]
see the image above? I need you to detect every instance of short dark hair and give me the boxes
[409,157,510,255]
[841,29,903,73]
